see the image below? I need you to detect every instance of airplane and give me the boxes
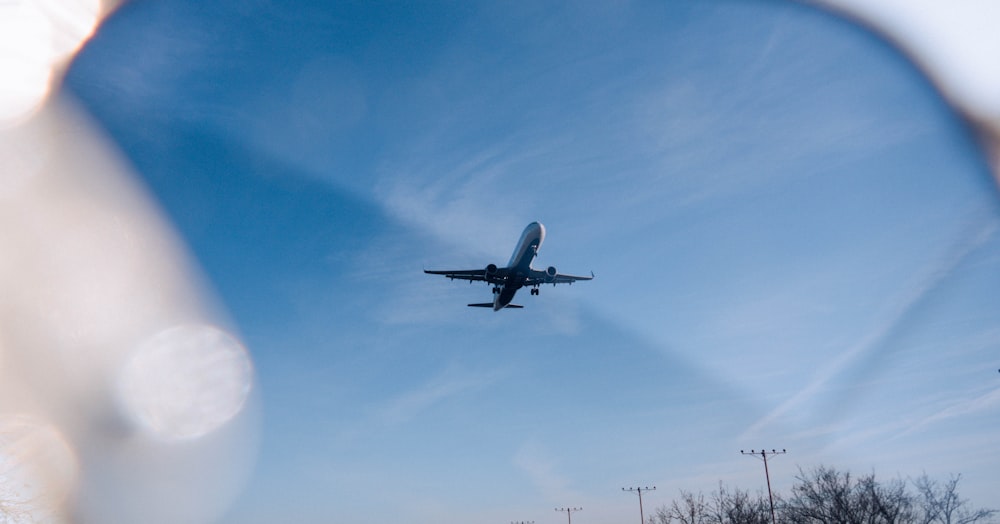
[424,221,593,311]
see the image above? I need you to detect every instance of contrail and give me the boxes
[742,217,999,437]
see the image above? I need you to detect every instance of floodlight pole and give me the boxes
[555,507,582,524]
[740,449,786,524]
[622,486,656,524]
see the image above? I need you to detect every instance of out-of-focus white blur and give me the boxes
[0,2,258,523]
[810,0,1000,180]
[0,0,102,127]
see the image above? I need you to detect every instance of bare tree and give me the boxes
[913,474,996,524]
[782,465,914,524]
[650,505,674,524]
[857,473,915,524]
[676,491,713,524]
[782,466,856,524]
[708,483,773,524]
[648,486,772,524]
[648,491,712,524]
[654,468,991,524]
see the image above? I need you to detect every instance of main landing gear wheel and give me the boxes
[530,288,539,296]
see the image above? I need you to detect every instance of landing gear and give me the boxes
[492,286,500,294]
[530,288,539,296]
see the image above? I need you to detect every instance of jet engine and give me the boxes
[485,263,498,280]
[544,266,557,283]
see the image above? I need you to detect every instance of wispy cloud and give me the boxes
[513,439,578,502]
[895,387,1000,438]
[373,165,525,259]
[375,365,503,426]
[742,218,999,437]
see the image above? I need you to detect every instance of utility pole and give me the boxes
[622,486,656,524]
[555,507,582,524]
[740,448,786,524]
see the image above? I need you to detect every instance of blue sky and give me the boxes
[64,1,999,522]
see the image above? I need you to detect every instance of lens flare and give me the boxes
[117,325,253,441]
[0,0,101,126]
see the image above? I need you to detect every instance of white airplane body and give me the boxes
[425,222,593,311]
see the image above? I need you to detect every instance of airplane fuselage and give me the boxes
[493,221,546,310]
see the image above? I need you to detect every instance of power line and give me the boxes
[555,507,582,524]
[622,486,656,524]
[740,448,786,524]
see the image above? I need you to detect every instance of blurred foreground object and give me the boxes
[0,0,109,127]
[811,0,1000,182]
[1,1,258,523]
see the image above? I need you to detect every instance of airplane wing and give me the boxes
[424,268,508,284]
[525,268,594,286]
[468,303,523,308]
